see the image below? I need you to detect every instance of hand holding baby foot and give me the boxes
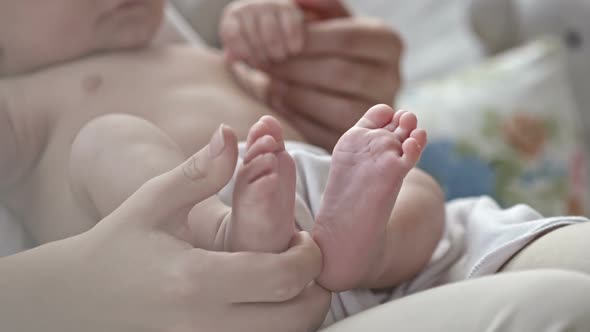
[220,0,305,67]
[3,126,329,332]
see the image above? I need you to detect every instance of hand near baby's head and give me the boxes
[219,0,404,152]
[220,0,307,68]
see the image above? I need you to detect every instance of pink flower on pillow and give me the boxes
[501,112,547,160]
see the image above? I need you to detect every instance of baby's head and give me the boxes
[0,0,165,76]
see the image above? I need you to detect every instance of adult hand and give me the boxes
[0,127,330,332]
[268,0,403,151]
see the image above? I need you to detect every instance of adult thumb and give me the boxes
[116,125,239,228]
[296,0,351,19]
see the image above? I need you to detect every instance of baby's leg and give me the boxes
[312,105,445,292]
[70,114,296,252]
[69,114,239,246]
[369,168,445,288]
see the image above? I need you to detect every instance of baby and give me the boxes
[0,0,444,324]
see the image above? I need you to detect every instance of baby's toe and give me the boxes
[411,129,428,149]
[401,138,424,166]
[356,104,396,129]
[393,112,418,141]
[244,135,279,164]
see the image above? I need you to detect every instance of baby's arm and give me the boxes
[220,0,306,67]
[0,99,19,192]
[0,87,47,194]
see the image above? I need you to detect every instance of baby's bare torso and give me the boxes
[3,45,303,243]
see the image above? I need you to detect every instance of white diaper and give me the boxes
[218,141,589,326]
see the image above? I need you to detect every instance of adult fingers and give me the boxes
[116,125,238,228]
[302,18,404,65]
[268,56,399,103]
[277,108,341,152]
[259,7,288,62]
[230,282,331,332]
[278,4,305,55]
[269,79,374,134]
[187,232,323,304]
[238,8,268,66]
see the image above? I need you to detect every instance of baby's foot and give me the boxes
[225,116,297,253]
[312,105,427,291]
[220,0,305,67]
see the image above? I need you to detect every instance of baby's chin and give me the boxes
[105,30,157,51]
[98,5,164,51]
[0,34,155,77]
[1,13,163,77]
[100,19,162,51]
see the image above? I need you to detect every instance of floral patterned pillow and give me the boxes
[400,39,587,216]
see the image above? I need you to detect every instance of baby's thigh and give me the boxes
[69,114,185,218]
[502,222,590,275]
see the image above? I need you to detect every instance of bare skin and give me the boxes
[226,116,297,253]
[313,105,428,291]
[0,46,303,244]
[0,0,442,308]
[0,128,330,332]
[219,0,445,292]
[0,47,443,297]
[64,110,297,257]
[0,0,407,248]
[0,0,535,330]
[220,0,404,151]
[0,49,444,296]
[2,3,590,331]
[224,105,443,294]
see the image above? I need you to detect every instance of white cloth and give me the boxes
[218,141,589,326]
[393,197,589,295]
